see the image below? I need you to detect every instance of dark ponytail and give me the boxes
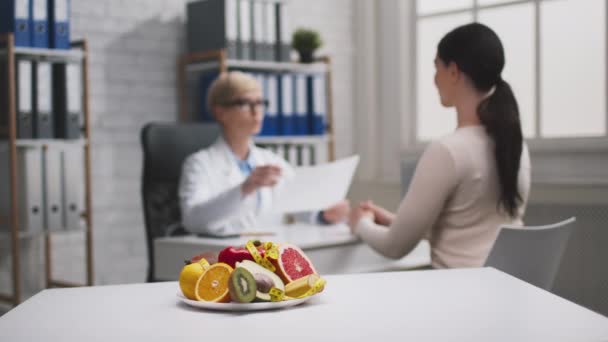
[478,78,523,217]
[438,23,523,217]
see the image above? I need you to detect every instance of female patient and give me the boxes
[180,71,349,237]
[349,23,531,268]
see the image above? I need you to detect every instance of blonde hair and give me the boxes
[207,71,261,112]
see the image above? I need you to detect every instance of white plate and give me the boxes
[177,292,317,312]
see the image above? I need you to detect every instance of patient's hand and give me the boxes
[359,200,395,226]
[322,200,350,224]
[241,165,282,196]
[348,206,374,234]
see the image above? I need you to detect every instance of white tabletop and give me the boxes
[1,268,607,341]
[154,223,431,279]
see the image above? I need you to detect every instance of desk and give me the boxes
[1,268,607,341]
[154,223,431,280]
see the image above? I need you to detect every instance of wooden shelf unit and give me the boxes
[0,34,94,306]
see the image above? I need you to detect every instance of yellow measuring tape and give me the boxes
[246,240,276,272]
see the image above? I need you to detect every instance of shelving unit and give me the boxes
[0,34,94,306]
[177,49,336,163]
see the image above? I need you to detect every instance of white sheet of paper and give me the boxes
[274,155,360,213]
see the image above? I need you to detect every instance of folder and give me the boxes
[252,0,264,61]
[263,1,276,61]
[186,0,238,58]
[30,0,49,48]
[48,0,70,49]
[0,145,44,233]
[294,74,308,135]
[238,0,252,60]
[33,61,53,138]
[52,63,81,139]
[16,60,34,139]
[309,74,326,135]
[279,74,295,135]
[275,2,291,62]
[0,0,32,47]
[43,145,63,231]
[225,0,238,59]
[61,145,83,231]
[264,73,279,135]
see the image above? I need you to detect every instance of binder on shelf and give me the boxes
[199,71,219,122]
[262,73,279,135]
[275,2,291,62]
[0,0,32,47]
[33,61,53,138]
[254,72,268,135]
[30,0,49,48]
[262,1,276,62]
[186,0,238,59]
[62,146,83,231]
[0,146,44,233]
[48,0,70,49]
[252,0,264,61]
[43,146,63,231]
[238,0,252,60]
[294,74,308,135]
[52,63,81,139]
[16,60,34,139]
[308,74,326,135]
[279,73,295,135]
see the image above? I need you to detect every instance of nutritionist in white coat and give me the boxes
[179,71,349,237]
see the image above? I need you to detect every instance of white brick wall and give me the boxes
[0,0,355,306]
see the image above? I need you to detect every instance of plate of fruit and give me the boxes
[177,240,326,312]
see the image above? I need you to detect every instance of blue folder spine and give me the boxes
[0,0,32,47]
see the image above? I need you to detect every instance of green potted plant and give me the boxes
[292,28,323,63]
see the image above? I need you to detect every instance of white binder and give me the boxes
[238,0,252,60]
[34,61,53,138]
[295,74,308,135]
[44,146,63,231]
[0,145,44,233]
[263,1,276,61]
[17,60,33,138]
[252,1,264,60]
[225,0,238,59]
[62,145,83,231]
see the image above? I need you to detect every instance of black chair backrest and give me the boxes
[140,122,221,282]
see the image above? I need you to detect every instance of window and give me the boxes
[415,0,606,142]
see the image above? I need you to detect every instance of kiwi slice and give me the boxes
[228,267,257,303]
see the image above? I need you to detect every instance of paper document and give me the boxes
[274,155,360,213]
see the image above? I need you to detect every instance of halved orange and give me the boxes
[194,262,233,302]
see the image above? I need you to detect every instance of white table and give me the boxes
[1,268,607,341]
[154,223,431,280]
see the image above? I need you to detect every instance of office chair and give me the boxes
[484,217,576,291]
[140,122,221,282]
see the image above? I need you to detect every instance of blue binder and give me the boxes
[263,73,279,135]
[0,0,31,47]
[294,74,308,135]
[279,74,295,135]
[30,0,49,48]
[308,74,326,135]
[48,0,69,49]
[199,71,219,122]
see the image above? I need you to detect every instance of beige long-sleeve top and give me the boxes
[356,126,531,268]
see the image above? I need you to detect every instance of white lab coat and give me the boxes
[179,136,315,236]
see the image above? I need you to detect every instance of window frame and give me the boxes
[409,0,608,152]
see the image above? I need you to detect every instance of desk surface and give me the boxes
[1,268,607,341]
[154,223,431,279]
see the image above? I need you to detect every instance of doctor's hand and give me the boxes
[241,165,282,196]
[348,207,374,235]
[321,200,350,224]
[359,200,395,226]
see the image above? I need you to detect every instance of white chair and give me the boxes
[484,217,576,291]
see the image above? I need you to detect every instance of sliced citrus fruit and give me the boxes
[179,258,211,300]
[194,262,233,302]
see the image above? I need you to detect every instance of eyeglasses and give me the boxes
[221,98,269,112]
